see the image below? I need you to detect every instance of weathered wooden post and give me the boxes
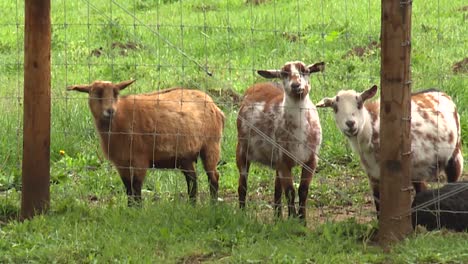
[378,0,413,247]
[21,0,51,220]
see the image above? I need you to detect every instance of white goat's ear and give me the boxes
[308,62,325,73]
[360,85,378,102]
[316,97,335,108]
[115,79,135,91]
[67,84,91,93]
[257,70,282,79]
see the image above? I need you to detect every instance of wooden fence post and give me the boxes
[21,0,51,220]
[378,0,413,247]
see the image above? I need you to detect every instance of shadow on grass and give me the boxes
[0,200,19,225]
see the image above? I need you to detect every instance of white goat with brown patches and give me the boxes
[236,61,325,219]
[67,80,225,205]
[317,85,463,212]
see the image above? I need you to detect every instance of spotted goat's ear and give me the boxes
[316,97,335,108]
[308,62,325,73]
[257,69,283,79]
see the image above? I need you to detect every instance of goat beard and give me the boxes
[97,117,113,132]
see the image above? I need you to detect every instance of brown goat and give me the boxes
[67,80,225,205]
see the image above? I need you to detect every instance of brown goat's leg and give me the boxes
[298,159,315,220]
[200,146,221,201]
[207,170,220,201]
[181,161,197,204]
[118,166,145,207]
[274,172,283,218]
[236,144,250,209]
[278,166,296,217]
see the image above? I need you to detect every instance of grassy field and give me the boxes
[0,0,467,262]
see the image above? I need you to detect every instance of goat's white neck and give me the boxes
[283,94,312,111]
[348,108,374,154]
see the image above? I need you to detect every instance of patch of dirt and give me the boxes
[245,0,270,5]
[192,4,219,12]
[342,41,380,59]
[281,32,304,42]
[206,88,242,108]
[458,5,468,12]
[87,195,99,202]
[452,57,468,74]
[210,189,376,228]
[313,203,375,225]
[90,41,142,57]
[111,41,140,50]
[461,173,468,181]
[0,205,19,225]
[90,47,104,57]
[421,24,434,33]
[177,252,230,264]
[0,215,18,226]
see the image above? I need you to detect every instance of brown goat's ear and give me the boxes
[360,85,378,102]
[316,97,335,108]
[308,62,325,73]
[257,70,282,79]
[115,79,135,91]
[67,85,91,93]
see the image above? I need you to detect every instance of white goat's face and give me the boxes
[317,85,377,137]
[257,61,325,100]
[67,79,135,120]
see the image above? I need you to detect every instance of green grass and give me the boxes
[0,0,467,262]
[1,198,468,263]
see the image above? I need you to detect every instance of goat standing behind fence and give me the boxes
[68,80,225,205]
[236,61,325,220]
[317,86,463,213]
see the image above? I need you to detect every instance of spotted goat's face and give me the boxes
[257,61,325,100]
[316,85,377,137]
[67,79,135,120]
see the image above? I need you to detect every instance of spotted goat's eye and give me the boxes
[300,69,310,76]
[357,98,363,109]
[280,70,289,78]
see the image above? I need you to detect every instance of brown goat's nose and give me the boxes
[104,108,115,117]
[346,120,355,128]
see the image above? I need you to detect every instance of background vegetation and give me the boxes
[0,0,467,262]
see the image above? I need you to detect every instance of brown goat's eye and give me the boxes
[96,90,103,98]
[113,90,119,98]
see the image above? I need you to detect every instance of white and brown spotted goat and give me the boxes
[317,85,463,212]
[68,80,225,205]
[237,61,324,219]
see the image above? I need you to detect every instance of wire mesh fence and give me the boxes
[0,0,466,230]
